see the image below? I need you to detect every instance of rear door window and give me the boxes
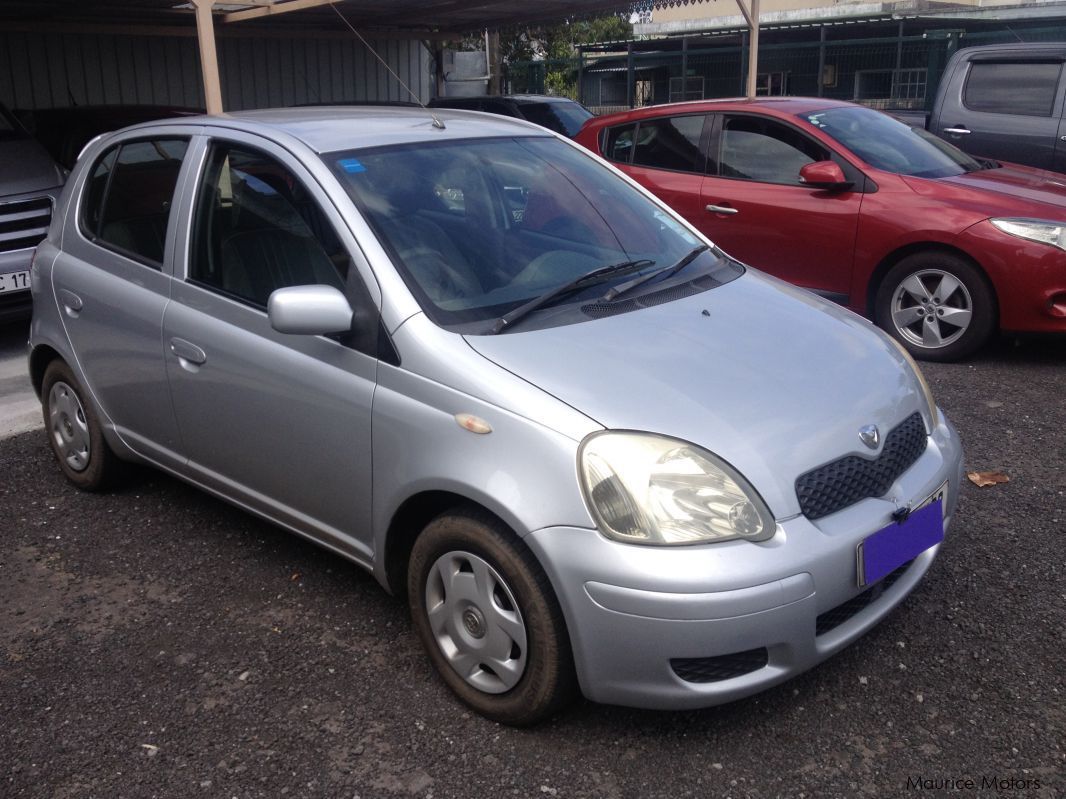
[80,138,189,267]
[631,115,707,173]
[963,62,1062,116]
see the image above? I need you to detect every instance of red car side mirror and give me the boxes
[799,160,853,191]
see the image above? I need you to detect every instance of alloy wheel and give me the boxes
[890,268,974,350]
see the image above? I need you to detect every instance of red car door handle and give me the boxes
[706,204,739,215]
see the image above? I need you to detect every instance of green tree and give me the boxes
[462,13,633,98]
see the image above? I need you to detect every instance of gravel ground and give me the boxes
[1,336,1064,799]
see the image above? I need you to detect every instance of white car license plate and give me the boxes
[0,270,30,293]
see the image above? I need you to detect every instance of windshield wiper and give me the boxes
[599,245,709,303]
[491,258,655,334]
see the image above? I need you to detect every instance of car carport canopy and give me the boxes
[0,1,764,112]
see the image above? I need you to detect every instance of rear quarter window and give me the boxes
[963,61,1062,116]
[603,123,636,164]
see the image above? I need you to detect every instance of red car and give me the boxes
[576,97,1066,360]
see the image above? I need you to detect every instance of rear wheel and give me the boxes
[407,509,577,726]
[41,360,120,491]
[874,251,995,362]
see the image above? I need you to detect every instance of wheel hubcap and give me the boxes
[890,269,973,350]
[48,381,91,472]
[424,551,527,694]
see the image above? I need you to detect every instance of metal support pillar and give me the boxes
[817,25,826,98]
[681,36,688,100]
[191,0,223,114]
[626,41,634,108]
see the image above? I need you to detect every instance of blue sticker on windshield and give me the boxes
[338,157,366,173]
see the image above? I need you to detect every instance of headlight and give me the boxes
[578,432,775,546]
[990,218,1066,252]
[885,335,940,430]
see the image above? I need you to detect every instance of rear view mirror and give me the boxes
[268,285,353,335]
[799,161,853,191]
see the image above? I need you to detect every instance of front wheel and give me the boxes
[407,509,577,726]
[874,252,996,362]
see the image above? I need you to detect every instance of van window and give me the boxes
[963,62,1062,117]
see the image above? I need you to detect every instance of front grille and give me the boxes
[795,412,927,520]
[815,560,912,636]
[670,647,769,683]
[0,197,51,253]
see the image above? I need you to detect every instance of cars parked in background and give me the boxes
[427,94,593,137]
[577,97,1066,360]
[893,43,1066,173]
[0,102,65,323]
[14,104,202,169]
[30,107,962,724]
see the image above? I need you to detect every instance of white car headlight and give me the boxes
[578,432,775,546]
[990,218,1066,252]
[885,335,940,430]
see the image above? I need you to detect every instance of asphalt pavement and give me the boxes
[1,323,1063,799]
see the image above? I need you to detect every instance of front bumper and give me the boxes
[526,414,964,710]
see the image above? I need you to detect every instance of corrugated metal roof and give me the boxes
[0,0,641,35]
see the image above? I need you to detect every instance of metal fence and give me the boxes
[556,21,1066,115]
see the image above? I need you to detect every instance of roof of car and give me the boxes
[112,106,552,153]
[587,96,858,126]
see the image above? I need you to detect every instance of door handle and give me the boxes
[943,126,971,135]
[169,337,207,367]
[705,204,739,215]
[57,289,82,316]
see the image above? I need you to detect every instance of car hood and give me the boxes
[465,271,928,519]
[0,137,62,196]
[906,163,1066,219]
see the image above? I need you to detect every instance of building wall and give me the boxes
[639,0,1006,30]
[0,30,431,111]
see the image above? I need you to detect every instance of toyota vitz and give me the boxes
[29,108,963,725]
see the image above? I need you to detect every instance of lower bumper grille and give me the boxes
[815,560,913,636]
[671,647,769,683]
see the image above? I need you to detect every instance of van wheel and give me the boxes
[41,360,120,491]
[407,509,577,726]
[874,252,995,362]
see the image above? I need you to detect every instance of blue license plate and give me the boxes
[857,496,944,587]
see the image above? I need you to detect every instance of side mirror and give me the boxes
[799,160,853,191]
[268,285,353,335]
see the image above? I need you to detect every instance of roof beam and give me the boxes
[223,0,340,24]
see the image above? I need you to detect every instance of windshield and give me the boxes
[519,101,594,137]
[327,136,738,332]
[800,106,985,178]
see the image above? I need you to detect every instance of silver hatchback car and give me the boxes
[29,108,964,725]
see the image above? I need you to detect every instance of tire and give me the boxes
[407,508,577,726]
[40,360,120,491]
[874,251,996,362]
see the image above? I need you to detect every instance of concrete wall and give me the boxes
[0,30,432,111]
